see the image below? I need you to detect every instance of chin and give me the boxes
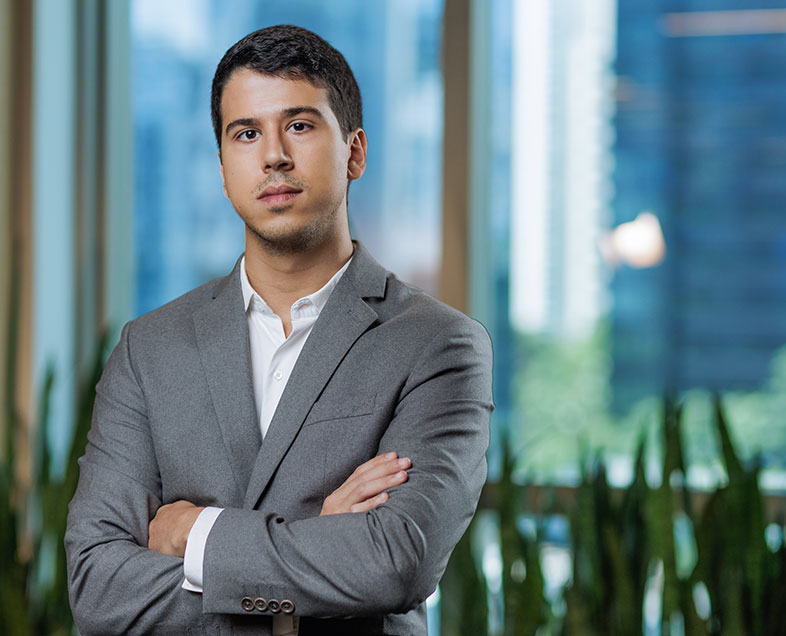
[248,223,335,257]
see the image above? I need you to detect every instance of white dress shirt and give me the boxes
[182,254,352,635]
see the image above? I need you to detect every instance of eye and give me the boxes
[289,122,312,133]
[238,129,259,141]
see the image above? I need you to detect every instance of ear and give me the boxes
[218,150,229,198]
[346,128,367,181]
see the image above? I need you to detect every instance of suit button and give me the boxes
[241,597,254,612]
[268,599,280,613]
[254,597,268,612]
[280,599,295,614]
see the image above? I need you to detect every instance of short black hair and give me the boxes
[211,25,363,149]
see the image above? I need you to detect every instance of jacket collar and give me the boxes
[195,241,387,506]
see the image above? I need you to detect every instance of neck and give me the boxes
[243,231,354,328]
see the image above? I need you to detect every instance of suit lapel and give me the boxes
[243,243,387,509]
[193,259,262,501]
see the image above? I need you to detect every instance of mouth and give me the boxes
[257,184,303,206]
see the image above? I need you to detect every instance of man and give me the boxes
[66,25,493,636]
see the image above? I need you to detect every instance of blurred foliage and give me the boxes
[439,516,489,636]
[441,394,786,635]
[513,327,624,480]
[514,327,786,483]
[1,247,107,635]
[497,441,554,636]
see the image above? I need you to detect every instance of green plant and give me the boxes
[30,339,107,635]
[497,440,551,636]
[439,519,489,636]
[562,394,786,635]
[691,397,786,635]
[562,439,650,636]
[1,243,107,635]
[1,239,35,635]
[440,394,786,635]
[440,437,552,636]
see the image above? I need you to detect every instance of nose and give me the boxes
[261,131,293,173]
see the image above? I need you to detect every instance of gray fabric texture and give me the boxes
[65,242,494,635]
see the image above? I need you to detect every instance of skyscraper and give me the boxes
[611,3,786,411]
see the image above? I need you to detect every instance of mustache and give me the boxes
[252,176,307,198]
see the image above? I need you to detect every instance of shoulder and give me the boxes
[120,261,240,355]
[127,277,218,333]
[344,241,491,351]
[370,273,493,361]
[384,274,485,328]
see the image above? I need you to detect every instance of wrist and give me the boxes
[180,506,205,551]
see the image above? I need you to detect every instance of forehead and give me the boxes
[220,69,335,122]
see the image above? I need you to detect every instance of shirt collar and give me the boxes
[240,254,353,317]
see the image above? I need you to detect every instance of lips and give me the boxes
[258,184,302,206]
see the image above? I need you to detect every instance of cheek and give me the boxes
[302,141,348,179]
[222,162,253,193]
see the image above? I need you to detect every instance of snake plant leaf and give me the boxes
[763,544,786,635]
[713,394,744,487]
[0,570,33,636]
[0,242,33,636]
[502,529,549,636]
[690,398,771,634]
[662,393,684,483]
[563,456,609,633]
[645,399,680,624]
[740,461,767,636]
[678,578,708,636]
[619,433,649,631]
[498,437,552,635]
[440,522,488,636]
[561,582,600,636]
[602,520,638,634]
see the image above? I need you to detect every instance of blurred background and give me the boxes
[2,0,786,634]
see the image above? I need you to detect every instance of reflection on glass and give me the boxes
[599,212,666,269]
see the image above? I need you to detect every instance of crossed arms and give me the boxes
[65,316,493,635]
[147,452,413,558]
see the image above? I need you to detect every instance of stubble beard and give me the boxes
[245,198,344,257]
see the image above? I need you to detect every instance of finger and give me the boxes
[349,470,408,502]
[349,492,389,514]
[333,456,402,499]
[327,456,410,508]
[351,452,399,478]
[348,456,411,487]
[340,459,410,501]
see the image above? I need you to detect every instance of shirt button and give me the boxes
[273,370,283,381]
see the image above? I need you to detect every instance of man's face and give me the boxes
[218,69,365,255]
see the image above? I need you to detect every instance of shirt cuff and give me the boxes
[182,506,223,593]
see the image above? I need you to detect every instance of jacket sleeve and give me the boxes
[65,322,202,636]
[200,316,494,618]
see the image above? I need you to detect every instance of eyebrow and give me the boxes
[224,106,327,136]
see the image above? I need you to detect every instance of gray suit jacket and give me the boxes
[66,242,493,635]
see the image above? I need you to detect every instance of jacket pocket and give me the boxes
[303,392,377,426]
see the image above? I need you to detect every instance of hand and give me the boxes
[148,500,205,557]
[320,452,411,516]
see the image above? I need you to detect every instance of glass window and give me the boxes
[491,0,786,480]
[476,2,786,632]
[131,0,443,316]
